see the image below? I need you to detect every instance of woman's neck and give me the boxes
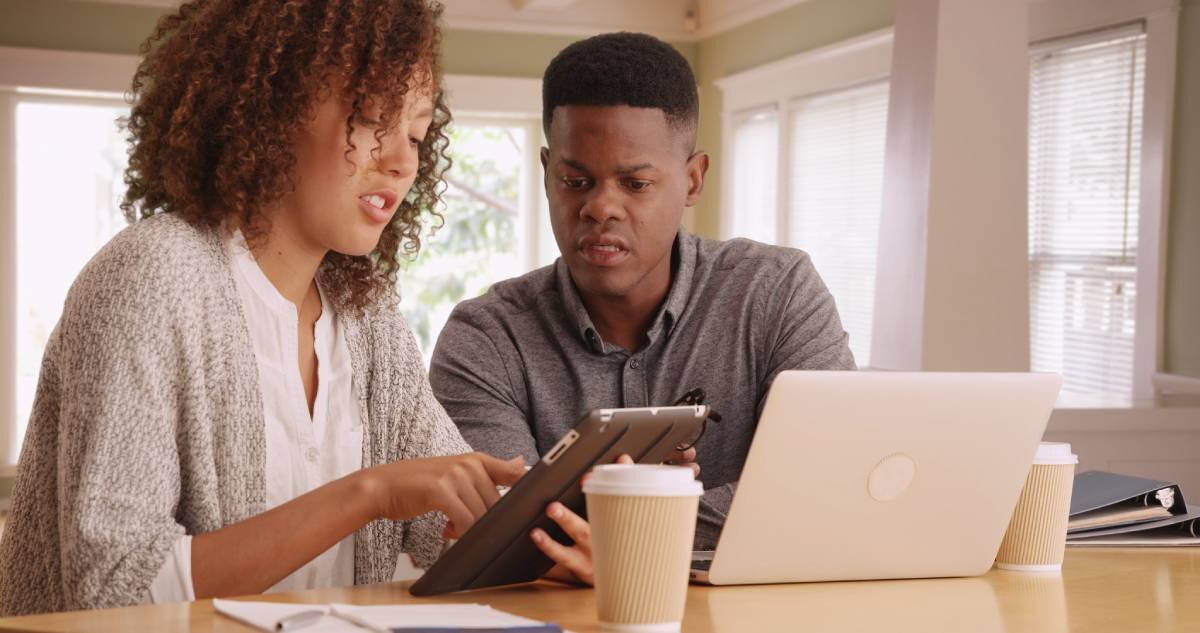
[239,214,327,308]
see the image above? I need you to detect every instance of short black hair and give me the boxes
[542,32,699,145]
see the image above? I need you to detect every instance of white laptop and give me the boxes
[690,371,1062,585]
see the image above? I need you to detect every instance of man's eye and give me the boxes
[562,178,589,190]
[626,180,651,192]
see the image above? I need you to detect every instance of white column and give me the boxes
[871,0,1031,372]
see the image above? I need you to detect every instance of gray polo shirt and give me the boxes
[429,230,855,548]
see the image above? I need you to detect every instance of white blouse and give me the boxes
[144,230,364,601]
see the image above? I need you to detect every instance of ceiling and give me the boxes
[74,0,810,41]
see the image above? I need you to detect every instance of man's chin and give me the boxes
[570,269,637,300]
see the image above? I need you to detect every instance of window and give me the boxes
[1028,26,1146,397]
[10,95,130,464]
[400,118,550,361]
[726,81,890,366]
[1,63,549,466]
[718,30,893,368]
[788,81,889,365]
[729,110,779,244]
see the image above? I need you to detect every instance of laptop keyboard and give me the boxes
[691,559,713,571]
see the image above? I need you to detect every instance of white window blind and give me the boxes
[729,109,779,244]
[788,80,889,366]
[1028,26,1145,397]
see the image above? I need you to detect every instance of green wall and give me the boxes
[1164,0,1200,378]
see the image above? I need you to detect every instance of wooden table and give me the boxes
[0,549,1196,632]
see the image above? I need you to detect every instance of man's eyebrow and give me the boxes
[559,158,592,174]
[615,163,654,175]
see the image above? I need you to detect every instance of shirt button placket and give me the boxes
[624,356,647,407]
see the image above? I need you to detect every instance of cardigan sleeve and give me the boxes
[46,244,188,611]
[383,311,473,569]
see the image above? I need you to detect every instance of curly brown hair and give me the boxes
[121,0,452,311]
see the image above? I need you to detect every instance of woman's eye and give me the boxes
[409,136,421,147]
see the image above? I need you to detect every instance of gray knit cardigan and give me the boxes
[0,214,472,616]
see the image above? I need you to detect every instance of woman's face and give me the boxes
[273,87,435,258]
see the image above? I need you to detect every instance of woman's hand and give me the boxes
[363,452,527,537]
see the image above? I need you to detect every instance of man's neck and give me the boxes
[578,257,674,353]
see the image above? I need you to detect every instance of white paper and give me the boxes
[213,599,558,633]
[329,603,548,632]
[213,599,363,632]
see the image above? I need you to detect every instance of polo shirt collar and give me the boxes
[555,229,698,354]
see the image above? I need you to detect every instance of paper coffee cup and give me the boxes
[996,442,1078,572]
[583,465,703,633]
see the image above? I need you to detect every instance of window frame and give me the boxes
[1029,0,1179,400]
[716,28,893,368]
[714,0,1179,399]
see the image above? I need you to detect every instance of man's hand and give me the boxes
[664,446,700,477]
[532,454,635,585]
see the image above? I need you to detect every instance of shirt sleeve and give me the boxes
[142,535,195,604]
[429,305,539,464]
[759,251,858,396]
[696,252,857,542]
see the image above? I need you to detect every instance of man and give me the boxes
[430,32,855,549]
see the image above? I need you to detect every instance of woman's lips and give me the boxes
[357,195,394,224]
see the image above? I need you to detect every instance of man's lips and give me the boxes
[576,235,631,267]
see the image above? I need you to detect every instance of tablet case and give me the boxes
[409,405,708,596]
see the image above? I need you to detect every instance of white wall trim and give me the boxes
[1154,373,1200,395]
[714,28,894,115]
[0,46,137,95]
[0,93,16,469]
[1029,0,1180,42]
[1131,8,1180,399]
[0,49,546,120]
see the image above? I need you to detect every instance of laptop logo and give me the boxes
[868,453,917,502]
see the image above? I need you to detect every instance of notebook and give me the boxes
[1067,471,1200,547]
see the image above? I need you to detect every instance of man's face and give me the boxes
[542,105,707,302]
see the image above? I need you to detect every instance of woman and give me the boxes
[0,0,596,615]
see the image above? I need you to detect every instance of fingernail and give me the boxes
[531,530,543,543]
[548,504,562,518]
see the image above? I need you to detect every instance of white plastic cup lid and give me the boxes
[582,464,704,497]
[1034,442,1078,465]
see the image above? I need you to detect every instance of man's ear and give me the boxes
[684,151,709,207]
[540,146,549,169]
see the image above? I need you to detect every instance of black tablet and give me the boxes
[409,405,708,596]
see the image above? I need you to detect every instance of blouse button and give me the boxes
[306,447,319,463]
